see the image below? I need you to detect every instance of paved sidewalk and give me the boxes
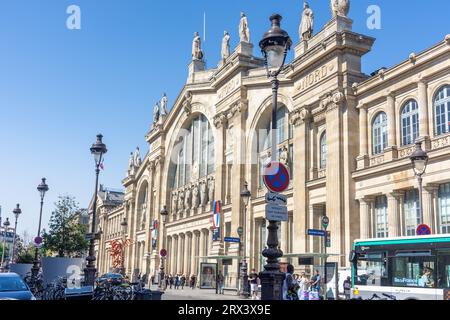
[151,286,258,300]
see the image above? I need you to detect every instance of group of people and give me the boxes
[164,274,197,290]
[283,266,324,301]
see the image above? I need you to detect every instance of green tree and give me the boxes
[42,195,89,258]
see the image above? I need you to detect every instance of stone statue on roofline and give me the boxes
[239,12,250,43]
[221,31,231,60]
[160,93,168,116]
[192,31,204,61]
[331,0,350,18]
[300,2,314,41]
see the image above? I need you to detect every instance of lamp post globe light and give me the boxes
[85,134,107,286]
[32,178,49,279]
[9,204,22,266]
[1,218,11,270]
[410,141,429,225]
[259,14,292,301]
[120,217,128,276]
[240,182,251,298]
[159,206,169,290]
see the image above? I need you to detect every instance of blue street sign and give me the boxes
[224,237,241,243]
[213,228,220,241]
[307,229,327,237]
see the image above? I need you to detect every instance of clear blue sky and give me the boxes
[1,0,449,238]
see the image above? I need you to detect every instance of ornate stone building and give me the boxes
[92,2,450,289]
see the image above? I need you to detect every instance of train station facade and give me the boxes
[90,4,450,289]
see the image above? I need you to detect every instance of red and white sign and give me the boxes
[34,236,43,248]
[263,162,290,193]
[160,249,167,257]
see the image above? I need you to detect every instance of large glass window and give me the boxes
[392,253,435,288]
[372,112,388,155]
[401,100,419,146]
[404,189,420,236]
[374,196,388,238]
[258,106,293,187]
[171,114,215,188]
[435,85,450,136]
[320,131,327,169]
[439,183,450,234]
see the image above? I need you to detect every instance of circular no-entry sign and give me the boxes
[34,236,43,248]
[263,162,290,193]
[160,249,167,257]
[416,224,431,236]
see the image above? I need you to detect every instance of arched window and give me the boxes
[372,112,388,155]
[435,85,450,136]
[170,114,215,189]
[374,195,388,238]
[401,100,419,146]
[320,131,327,169]
[258,105,293,187]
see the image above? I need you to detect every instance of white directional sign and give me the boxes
[265,203,288,222]
[265,192,287,206]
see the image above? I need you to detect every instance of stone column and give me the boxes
[359,197,374,240]
[191,231,200,277]
[325,97,343,257]
[385,92,398,161]
[387,192,403,238]
[309,123,318,180]
[280,220,289,263]
[172,235,178,274]
[176,234,183,274]
[418,80,430,141]
[185,232,193,276]
[357,105,369,169]
[253,219,262,272]
[291,108,310,255]
[198,229,206,278]
[424,184,439,233]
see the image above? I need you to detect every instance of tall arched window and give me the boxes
[320,131,327,169]
[401,100,419,146]
[435,85,450,136]
[258,105,293,187]
[372,112,388,155]
[170,114,215,189]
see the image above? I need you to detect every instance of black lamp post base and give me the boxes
[84,266,97,287]
[259,270,285,301]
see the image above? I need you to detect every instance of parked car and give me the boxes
[0,273,36,300]
[97,273,125,285]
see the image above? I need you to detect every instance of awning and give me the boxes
[195,255,248,260]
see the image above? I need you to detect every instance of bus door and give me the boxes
[437,250,450,300]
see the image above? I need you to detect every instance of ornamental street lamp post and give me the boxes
[240,182,251,298]
[259,14,292,301]
[85,134,107,286]
[410,141,429,225]
[120,218,128,276]
[32,178,49,279]
[159,206,169,290]
[10,204,22,266]
[1,218,10,270]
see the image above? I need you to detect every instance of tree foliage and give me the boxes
[42,195,89,258]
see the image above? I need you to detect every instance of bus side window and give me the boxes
[437,253,450,289]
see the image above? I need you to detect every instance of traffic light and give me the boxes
[325,231,331,248]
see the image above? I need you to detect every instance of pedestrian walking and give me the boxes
[343,276,352,300]
[168,274,173,289]
[181,274,186,290]
[190,274,196,289]
[216,271,224,294]
[249,269,259,300]
[175,274,181,289]
[310,269,321,293]
[283,264,299,300]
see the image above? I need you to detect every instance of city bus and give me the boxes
[350,234,450,300]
